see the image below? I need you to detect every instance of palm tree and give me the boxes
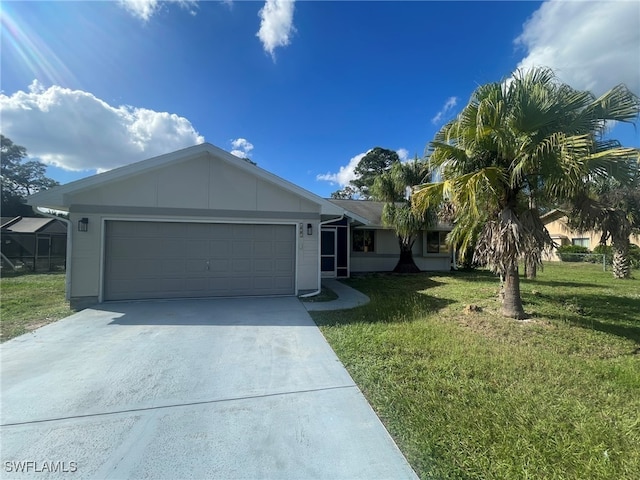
[372,158,434,273]
[568,167,640,278]
[413,68,639,319]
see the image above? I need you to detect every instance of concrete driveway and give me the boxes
[1,297,417,479]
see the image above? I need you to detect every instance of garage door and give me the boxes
[104,221,296,300]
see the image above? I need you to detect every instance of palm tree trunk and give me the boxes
[501,264,526,319]
[524,257,537,279]
[393,238,421,273]
[612,236,631,279]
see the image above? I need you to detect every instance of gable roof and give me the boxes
[27,143,344,217]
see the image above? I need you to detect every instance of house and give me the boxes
[323,200,453,277]
[27,143,451,309]
[542,209,640,259]
[1,216,67,272]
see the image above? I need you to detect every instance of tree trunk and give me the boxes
[393,243,421,273]
[524,257,537,279]
[501,264,527,319]
[612,237,630,279]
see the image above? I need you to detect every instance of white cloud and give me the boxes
[316,147,411,186]
[515,0,640,95]
[230,138,254,158]
[316,151,368,187]
[396,148,409,162]
[0,81,205,173]
[118,0,198,22]
[257,0,296,59]
[431,96,458,125]
[120,1,296,58]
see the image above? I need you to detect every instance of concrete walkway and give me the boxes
[1,297,415,479]
[303,279,370,311]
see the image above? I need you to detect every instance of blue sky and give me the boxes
[2,0,639,198]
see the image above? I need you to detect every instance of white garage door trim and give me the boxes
[99,218,299,301]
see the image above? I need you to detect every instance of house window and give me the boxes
[572,238,590,248]
[426,231,449,254]
[353,230,375,252]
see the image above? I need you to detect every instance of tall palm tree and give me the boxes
[568,167,640,278]
[413,68,639,319]
[372,158,433,273]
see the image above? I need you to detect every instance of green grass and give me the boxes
[1,271,71,342]
[311,263,640,480]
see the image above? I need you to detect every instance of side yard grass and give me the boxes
[311,263,640,480]
[1,271,71,342]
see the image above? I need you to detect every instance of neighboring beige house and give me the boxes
[27,143,455,309]
[542,209,640,260]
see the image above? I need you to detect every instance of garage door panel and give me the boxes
[254,241,273,257]
[161,259,186,275]
[232,258,251,273]
[161,238,186,257]
[232,241,252,256]
[272,277,294,289]
[184,277,209,291]
[225,277,250,290]
[158,278,184,291]
[209,259,230,273]
[275,242,293,256]
[254,259,274,272]
[209,239,231,256]
[105,221,295,300]
[145,239,170,258]
[137,259,162,276]
[275,258,294,272]
[232,224,253,236]
[185,258,208,274]
[185,239,208,258]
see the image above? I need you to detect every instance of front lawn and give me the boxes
[311,263,640,479]
[1,271,71,342]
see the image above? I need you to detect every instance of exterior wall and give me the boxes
[71,155,319,214]
[544,217,640,261]
[66,155,322,305]
[350,228,451,273]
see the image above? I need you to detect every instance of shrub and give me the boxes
[587,245,611,265]
[556,245,590,262]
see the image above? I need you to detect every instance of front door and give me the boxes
[321,228,337,278]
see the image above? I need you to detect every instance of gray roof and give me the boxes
[329,199,453,230]
[1,217,19,228]
[329,200,387,226]
[1,217,67,234]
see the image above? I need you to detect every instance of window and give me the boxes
[426,231,449,254]
[353,230,375,252]
[572,238,590,248]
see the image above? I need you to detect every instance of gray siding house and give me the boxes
[28,143,451,308]
[28,144,351,308]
